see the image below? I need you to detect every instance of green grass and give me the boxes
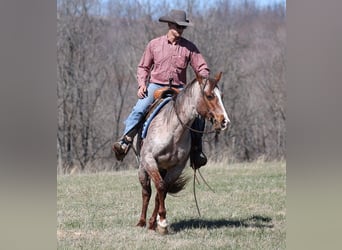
[57,161,286,249]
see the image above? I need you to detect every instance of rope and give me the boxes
[192,167,216,217]
[198,168,215,193]
[193,169,201,217]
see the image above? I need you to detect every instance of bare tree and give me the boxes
[57,0,286,172]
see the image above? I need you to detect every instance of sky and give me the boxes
[249,0,285,7]
[101,0,285,8]
[138,0,286,6]
[99,0,286,17]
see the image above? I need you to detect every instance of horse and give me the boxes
[135,72,230,234]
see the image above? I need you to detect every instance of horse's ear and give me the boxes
[195,72,203,83]
[214,72,222,82]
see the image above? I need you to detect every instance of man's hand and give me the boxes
[137,85,147,99]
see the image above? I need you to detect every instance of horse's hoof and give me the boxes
[157,224,168,235]
[136,220,146,227]
[157,218,168,235]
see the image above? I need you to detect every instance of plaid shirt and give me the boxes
[137,35,210,88]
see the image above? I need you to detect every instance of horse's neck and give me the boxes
[173,83,201,125]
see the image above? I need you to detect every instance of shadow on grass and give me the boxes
[170,215,273,232]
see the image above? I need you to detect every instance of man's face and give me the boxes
[169,23,187,38]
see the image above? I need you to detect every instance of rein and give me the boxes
[174,109,216,134]
[192,168,215,217]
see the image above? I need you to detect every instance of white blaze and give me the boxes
[214,87,230,125]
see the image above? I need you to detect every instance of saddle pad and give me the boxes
[141,97,172,139]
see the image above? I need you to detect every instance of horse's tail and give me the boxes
[167,174,190,194]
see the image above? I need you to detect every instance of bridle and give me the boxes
[173,77,220,135]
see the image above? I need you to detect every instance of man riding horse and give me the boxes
[112,9,209,169]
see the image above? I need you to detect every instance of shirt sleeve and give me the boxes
[137,42,154,88]
[189,46,210,78]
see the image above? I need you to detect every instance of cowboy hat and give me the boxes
[159,9,194,27]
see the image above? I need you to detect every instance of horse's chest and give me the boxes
[154,146,189,169]
[143,131,191,169]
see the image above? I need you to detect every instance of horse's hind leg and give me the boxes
[136,167,151,227]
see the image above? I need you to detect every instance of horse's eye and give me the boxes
[206,94,215,100]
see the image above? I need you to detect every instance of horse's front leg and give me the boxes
[143,154,168,234]
[148,192,159,230]
[156,186,168,235]
[148,191,167,231]
[136,167,151,227]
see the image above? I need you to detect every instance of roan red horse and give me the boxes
[136,72,230,234]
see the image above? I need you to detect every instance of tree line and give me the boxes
[57,0,286,172]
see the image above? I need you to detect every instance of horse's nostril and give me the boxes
[222,119,230,129]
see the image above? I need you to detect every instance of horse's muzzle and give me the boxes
[221,118,230,130]
[213,117,230,131]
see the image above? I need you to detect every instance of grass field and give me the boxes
[57,161,286,249]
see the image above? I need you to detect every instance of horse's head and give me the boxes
[196,72,230,131]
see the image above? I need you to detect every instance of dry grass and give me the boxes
[57,161,286,249]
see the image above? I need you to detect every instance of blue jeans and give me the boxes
[123,83,168,134]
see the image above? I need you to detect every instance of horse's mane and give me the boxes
[189,77,198,85]
[177,77,199,99]
[162,77,199,122]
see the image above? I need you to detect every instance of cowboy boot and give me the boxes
[190,144,207,169]
[190,118,207,169]
[112,135,133,161]
[112,128,138,161]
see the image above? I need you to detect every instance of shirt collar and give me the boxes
[165,35,182,45]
